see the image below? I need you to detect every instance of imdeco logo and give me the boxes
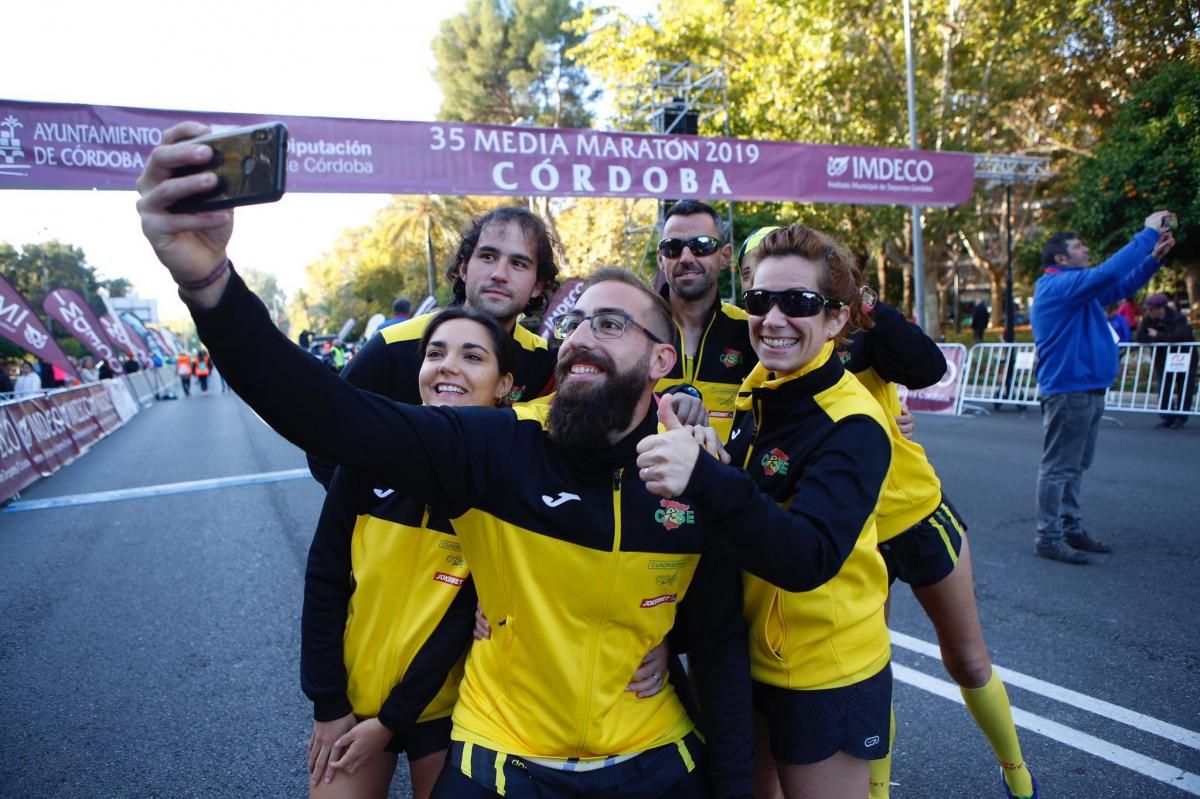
[826,156,850,177]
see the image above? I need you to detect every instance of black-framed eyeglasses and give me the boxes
[742,289,846,318]
[657,236,723,258]
[552,311,665,344]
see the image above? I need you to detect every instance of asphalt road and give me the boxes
[1,392,1197,798]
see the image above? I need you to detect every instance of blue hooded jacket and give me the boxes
[1031,228,1161,395]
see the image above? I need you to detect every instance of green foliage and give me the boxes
[1071,61,1200,277]
[295,196,497,336]
[0,240,106,314]
[433,0,596,127]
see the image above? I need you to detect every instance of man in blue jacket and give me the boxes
[1031,212,1175,564]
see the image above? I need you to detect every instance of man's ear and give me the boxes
[649,343,677,382]
[1054,252,1069,266]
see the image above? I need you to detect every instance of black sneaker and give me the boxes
[1064,532,1113,553]
[1035,542,1091,564]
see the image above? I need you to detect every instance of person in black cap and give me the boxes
[379,297,412,331]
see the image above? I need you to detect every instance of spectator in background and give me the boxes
[1107,305,1132,343]
[971,301,990,344]
[97,359,115,380]
[14,361,42,397]
[1135,292,1196,429]
[378,297,412,330]
[79,356,99,384]
[123,354,141,373]
[1117,296,1141,331]
[1031,214,1175,565]
[0,362,15,396]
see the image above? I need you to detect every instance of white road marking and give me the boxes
[3,469,311,513]
[892,631,1200,750]
[893,663,1200,796]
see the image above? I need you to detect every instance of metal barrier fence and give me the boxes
[960,341,1200,417]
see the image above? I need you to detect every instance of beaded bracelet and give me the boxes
[177,257,230,291]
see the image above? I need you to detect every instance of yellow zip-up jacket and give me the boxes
[656,294,757,442]
[686,342,893,690]
[840,303,949,541]
[302,467,474,732]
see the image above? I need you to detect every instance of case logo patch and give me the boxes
[761,448,790,476]
[640,593,677,608]
[719,348,744,367]
[433,572,465,587]
[654,499,695,530]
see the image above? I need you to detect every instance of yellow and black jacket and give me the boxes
[841,302,947,541]
[196,270,753,798]
[308,311,557,487]
[687,341,893,690]
[301,467,475,734]
[656,292,757,442]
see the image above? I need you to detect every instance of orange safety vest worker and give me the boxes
[193,356,211,376]
[176,354,192,376]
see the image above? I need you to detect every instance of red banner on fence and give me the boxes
[0,99,977,207]
[0,383,132,502]
[897,343,967,414]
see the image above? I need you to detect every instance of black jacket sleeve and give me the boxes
[191,270,505,511]
[672,538,752,799]
[376,578,477,734]
[684,416,892,593]
[307,333,425,488]
[860,302,947,389]
[301,467,363,721]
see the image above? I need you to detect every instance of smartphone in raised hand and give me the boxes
[168,122,288,214]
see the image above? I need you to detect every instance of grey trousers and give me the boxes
[1036,391,1105,544]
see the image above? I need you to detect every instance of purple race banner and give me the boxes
[43,288,126,375]
[0,273,80,382]
[0,99,976,206]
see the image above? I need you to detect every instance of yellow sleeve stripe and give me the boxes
[513,323,550,352]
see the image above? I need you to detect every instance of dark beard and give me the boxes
[549,351,649,449]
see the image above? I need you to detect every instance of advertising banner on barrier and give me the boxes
[0,406,39,501]
[43,288,126,375]
[897,343,967,414]
[0,273,81,382]
[6,394,82,475]
[0,100,976,207]
[106,380,139,423]
[0,384,133,502]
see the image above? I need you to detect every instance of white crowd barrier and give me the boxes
[959,341,1199,418]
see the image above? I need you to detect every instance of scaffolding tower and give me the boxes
[618,61,737,300]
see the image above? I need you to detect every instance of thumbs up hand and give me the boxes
[636,397,729,498]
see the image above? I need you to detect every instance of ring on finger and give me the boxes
[651,671,661,683]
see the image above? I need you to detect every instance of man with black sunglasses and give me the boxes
[655,200,757,441]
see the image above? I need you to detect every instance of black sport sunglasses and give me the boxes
[742,289,846,318]
[657,236,723,258]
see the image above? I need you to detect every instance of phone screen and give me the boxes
[168,122,288,214]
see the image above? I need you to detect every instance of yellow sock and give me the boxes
[961,671,1034,798]
[868,704,896,799]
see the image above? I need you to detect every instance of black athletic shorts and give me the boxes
[432,731,707,799]
[878,496,967,589]
[752,663,892,765]
[387,715,452,760]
